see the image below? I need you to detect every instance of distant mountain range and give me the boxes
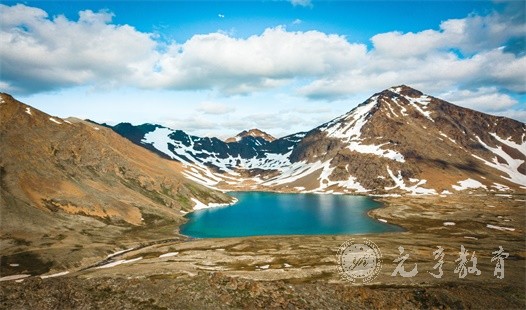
[110,85,526,195]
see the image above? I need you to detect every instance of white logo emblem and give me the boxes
[337,238,382,283]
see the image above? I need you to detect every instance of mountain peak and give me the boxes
[384,85,424,98]
[225,128,276,143]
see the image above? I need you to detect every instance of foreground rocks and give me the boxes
[2,273,523,309]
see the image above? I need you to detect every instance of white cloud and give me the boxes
[218,14,225,18]
[290,0,312,8]
[0,4,156,94]
[371,12,525,58]
[197,101,235,115]
[440,87,518,112]
[146,26,366,94]
[0,3,524,118]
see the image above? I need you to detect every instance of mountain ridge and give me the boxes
[0,93,232,272]
[109,85,526,195]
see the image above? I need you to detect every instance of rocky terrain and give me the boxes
[111,86,526,195]
[1,194,524,309]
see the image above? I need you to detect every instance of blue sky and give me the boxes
[1,1,525,138]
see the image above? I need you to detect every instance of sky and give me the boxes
[1,0,525,139]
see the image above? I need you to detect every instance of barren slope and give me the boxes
[0,93,232,271]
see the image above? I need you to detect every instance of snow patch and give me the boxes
[439,131,457,144]
[348,142,405,163]
[49,117,62,124]
[0,274,31,282]
[486,224,515,232]
[320,96,378,140]
[491,183,510,191]
[97,257,143,269]
[472,136,526,186]
[318,97,405,163]
[490,133,526,157]
[443,222,456,226]
[25,107,31,115]
[159,252,179,258]
[385,167,436,195]
[142,127,176,160]
[40,271,69,279]
[404,95,434,122]
[191,197,237,211]
[452,179,487,191]
[313,161,368,193]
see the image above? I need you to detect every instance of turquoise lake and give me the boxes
[180,192,403,238]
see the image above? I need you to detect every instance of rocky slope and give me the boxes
[111,85,526,194]
[0,93,232,272]
[225,128,276,143]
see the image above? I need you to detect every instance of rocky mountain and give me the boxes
[225,129,276,143]
[111,122,306,187]
[111,85,526,195]
[0,93,232,272]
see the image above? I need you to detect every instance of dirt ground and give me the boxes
[1,194,525,309]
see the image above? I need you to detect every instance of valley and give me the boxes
[1,0,525,308]
[1,90,525,308]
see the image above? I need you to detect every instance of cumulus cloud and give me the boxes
[299,10,526,100]
[0,3,524,118]
[146,26,365,94]
[0,4,156,94]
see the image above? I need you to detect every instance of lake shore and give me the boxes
[1,194,525,308]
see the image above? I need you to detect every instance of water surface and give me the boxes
[180,192,402,238]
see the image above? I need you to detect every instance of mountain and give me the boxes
[225,129,276,143]
[111,85,526,195]
[111,122,306,186]
[0,93,232,272]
